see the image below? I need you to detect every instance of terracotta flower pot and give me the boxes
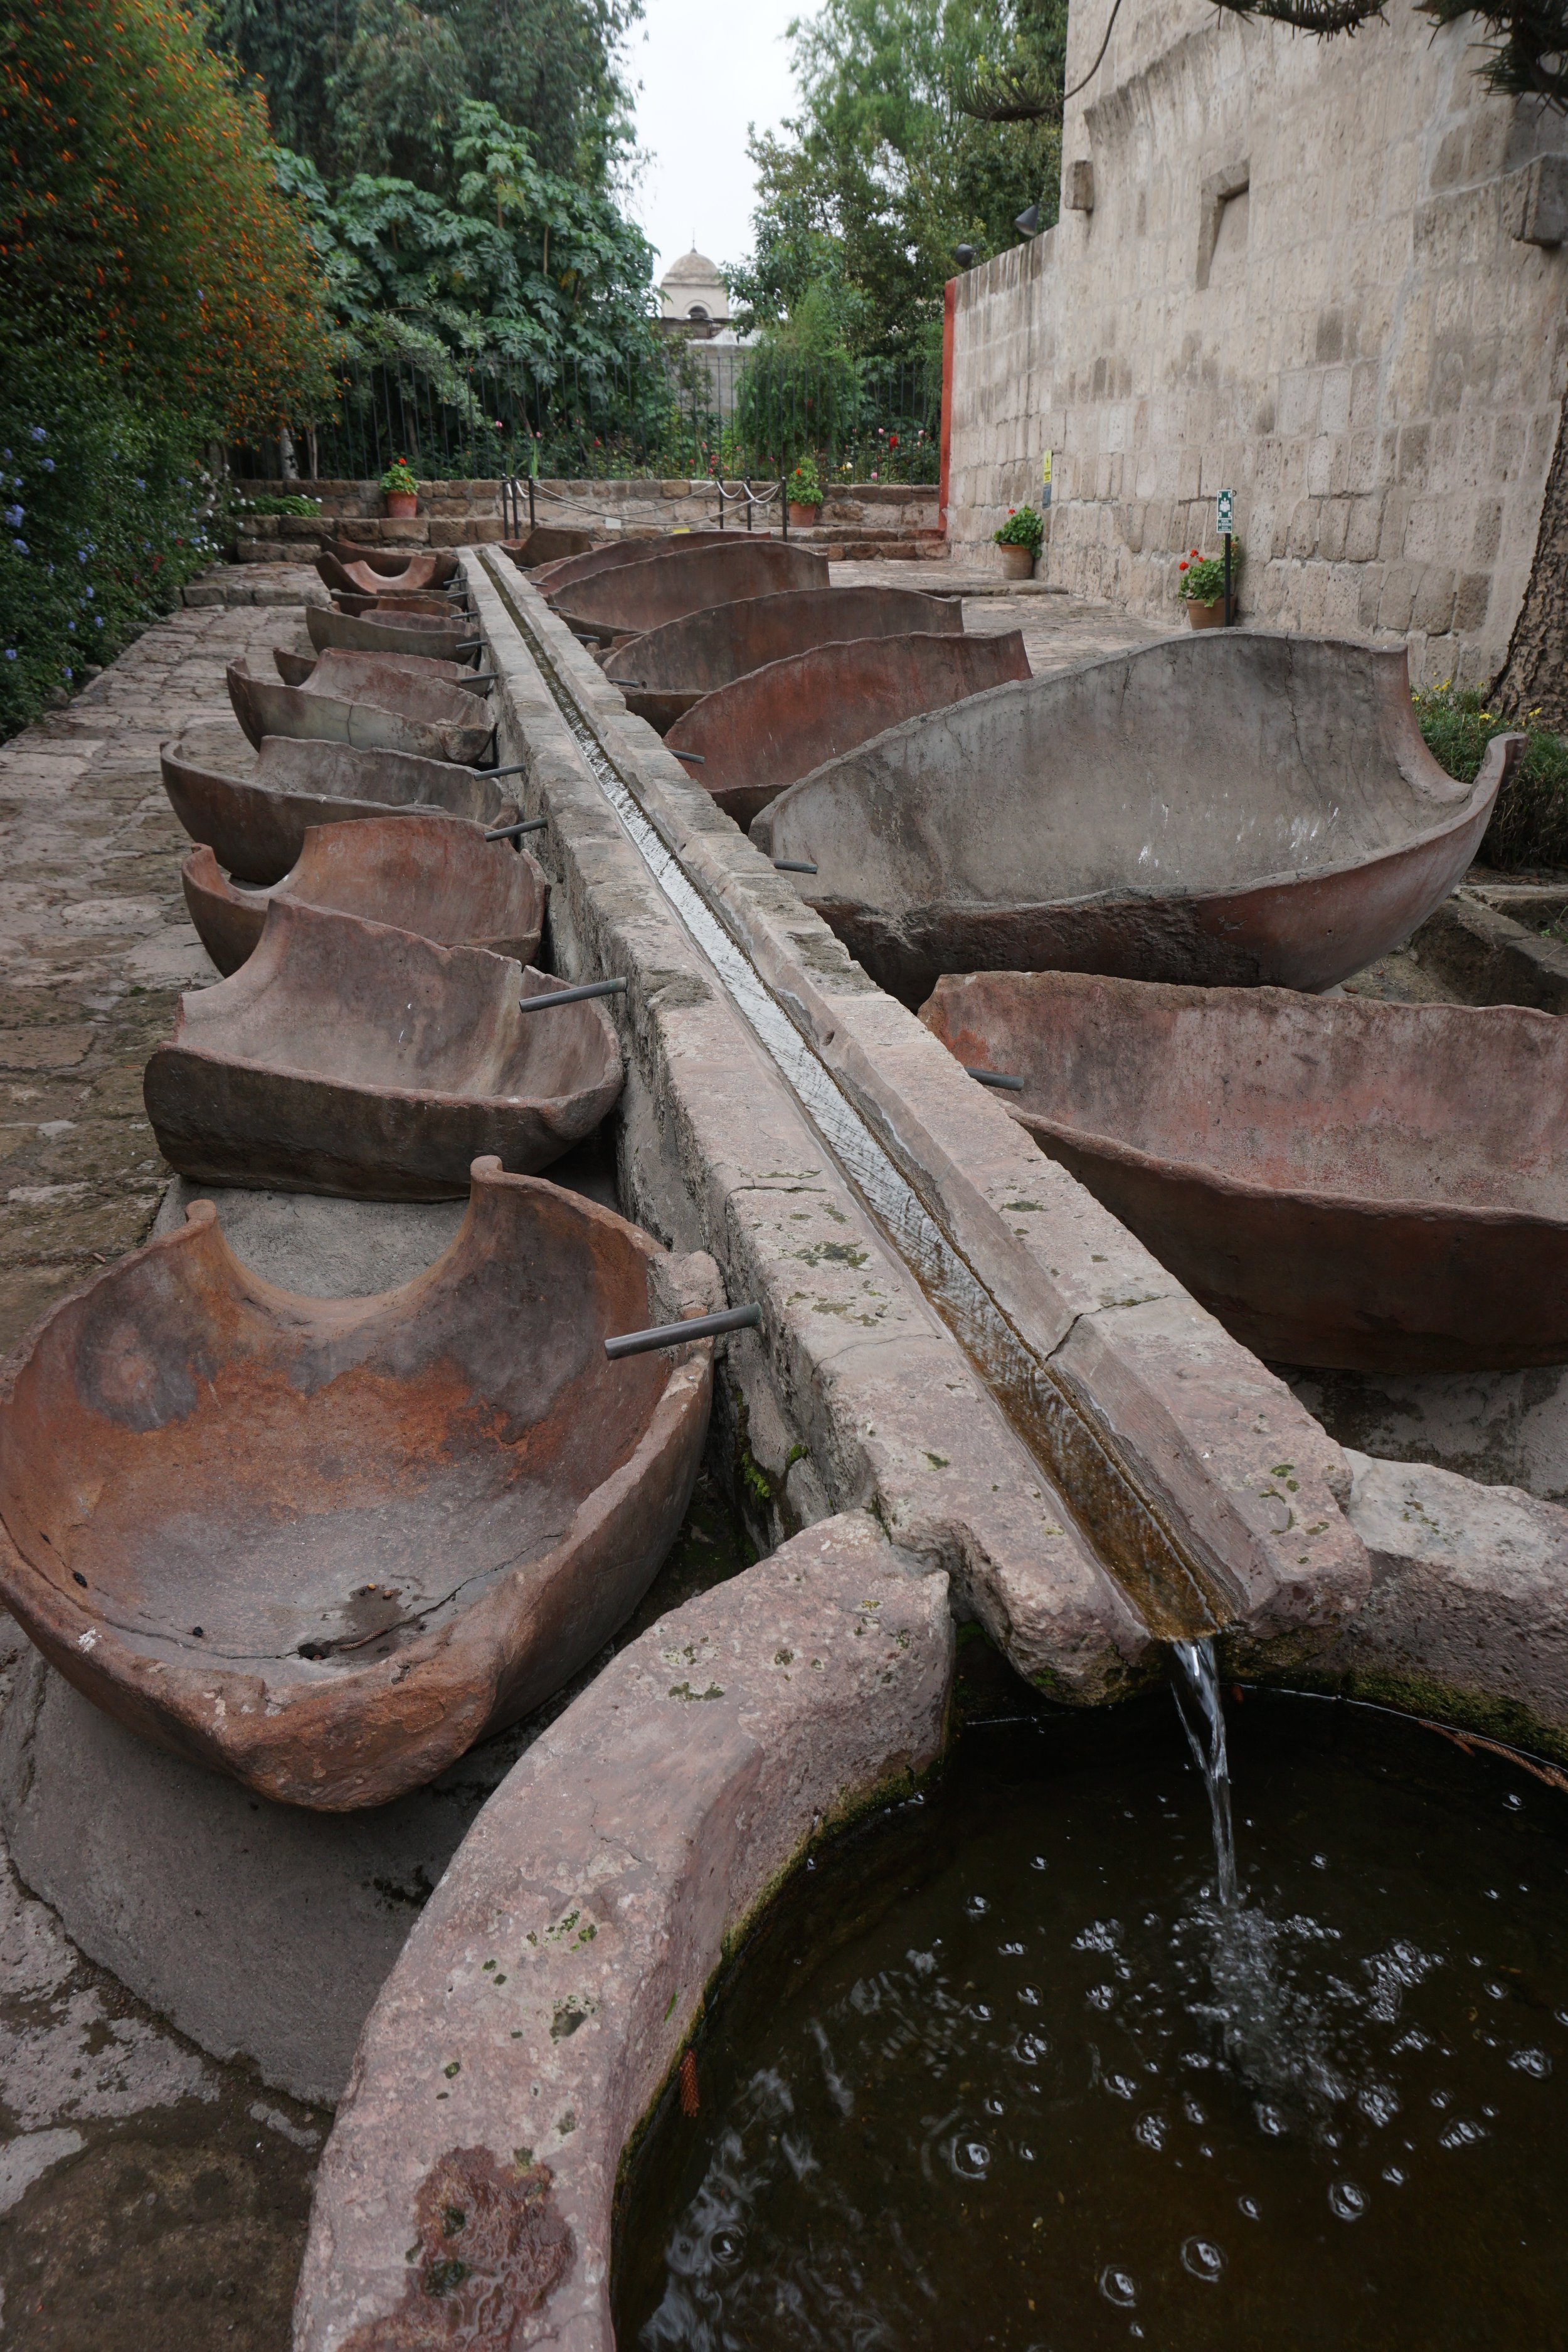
[385,492,418,519]
[1185,597,1227,629]
[788,502,821,527]
[997,544,1036,580]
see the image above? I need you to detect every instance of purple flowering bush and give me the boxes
[0,337,218,739]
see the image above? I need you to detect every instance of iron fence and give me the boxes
[245,345,941,485]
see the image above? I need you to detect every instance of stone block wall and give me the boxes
[946,0,1568,681]
[230,478,943,562]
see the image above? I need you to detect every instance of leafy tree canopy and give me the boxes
[272,98,658,388]
[1,0,332,434]
[728,0,1066,359]
[209,0,643,189]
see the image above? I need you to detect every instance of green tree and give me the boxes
[209,0,643,188]
[728,0,1066,357]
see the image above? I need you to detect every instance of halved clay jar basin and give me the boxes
[605,585,965,733]
[306,603,476,664]
[753,635,1515,1005]
[528,531,738,596]
[161,735,519,887]
[330,590,460,622]
[499,524,595,566]
[144,899,622,1199]
[271,645,489,699]
[181,813,548,975]
[317,550,458,595]
[552,539,830,646]
[0,1158,717,1809]
[923,967,1568,1372]
[666,630,1032,827]
[226,654,495,766]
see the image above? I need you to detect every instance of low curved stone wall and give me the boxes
[294,1513,952,2350]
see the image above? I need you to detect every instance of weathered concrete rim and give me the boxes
[479,550,1370,1654]
[292,1514,954,2351]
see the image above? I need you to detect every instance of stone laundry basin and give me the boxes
[605,585,966,733]
[0,1159,717,1809]
[753,635,1515,1006]
[305,603,477,664]
[226,653,495,766]
[317,550,459,595]
[923,968,1568,1373]
[551,538,830,645]
[528,531,737,596]
[270,644,489,698]
[665,630,1032,827]
[144,899,623,1199]
[181,813,548,975]
[160,734,519,887]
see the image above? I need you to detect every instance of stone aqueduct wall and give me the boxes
[231,476,942,560]
[945,0,1568,682]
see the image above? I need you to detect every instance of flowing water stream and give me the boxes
[1170,1638,1239,1907]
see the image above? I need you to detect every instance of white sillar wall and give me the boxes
[946,0,1568,682]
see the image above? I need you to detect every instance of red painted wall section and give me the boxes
[939,278,956,534]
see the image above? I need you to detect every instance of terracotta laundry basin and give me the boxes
[527,531,736,596]
[330,590,461,622]
[605,585,965,733]
[0,1157,717,1808]
[666,630,1032,827]
[181,814,548,975]
[923,968,1568,1372]
[322,543,460,581]
[160,735,519,886]
[552,538,830,645]
[226,654,495,766]
[499,524,595,566]
[145,900,622,1199]
[271,645,488,698]
[306,603,477,664]
[753,635,1516,1005]
[317,551,458,595]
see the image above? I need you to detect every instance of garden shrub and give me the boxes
[1413,681,1568,871]
[0,337,220,739]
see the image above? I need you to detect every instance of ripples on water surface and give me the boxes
[616,1687,1568,2349]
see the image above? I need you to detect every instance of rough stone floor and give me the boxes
[0,583,755,2344]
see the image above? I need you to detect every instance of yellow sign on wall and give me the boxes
[1042,449,1052,507]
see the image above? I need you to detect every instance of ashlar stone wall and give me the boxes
[946,0,1568,681]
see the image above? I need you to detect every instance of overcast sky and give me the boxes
[628,0,805,285]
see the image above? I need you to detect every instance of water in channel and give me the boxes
[615,1688,1568,2349]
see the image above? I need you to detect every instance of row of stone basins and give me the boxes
[1,530,1564,2348]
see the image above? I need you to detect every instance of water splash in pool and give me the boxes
[1172,1637,1239,1907]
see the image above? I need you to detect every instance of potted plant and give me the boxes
[993,504,1044,580]
[381,458,420,520]
[1177,543,1242,627]
[787,455,823,527]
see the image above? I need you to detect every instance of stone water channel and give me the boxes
[1,553,1565,2343]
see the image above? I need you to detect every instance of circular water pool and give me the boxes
[616,1687,1568,2349]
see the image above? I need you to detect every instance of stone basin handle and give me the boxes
[605,1303,763,1360]
[516,977,627,1011]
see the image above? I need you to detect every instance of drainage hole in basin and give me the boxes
[615,1685,1568,2349]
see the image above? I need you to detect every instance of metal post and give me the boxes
[1224,533,1233,628]
[781,477,788,540]
[528,474,536,531]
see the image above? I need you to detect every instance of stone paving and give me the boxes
[0,579,756,2344]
